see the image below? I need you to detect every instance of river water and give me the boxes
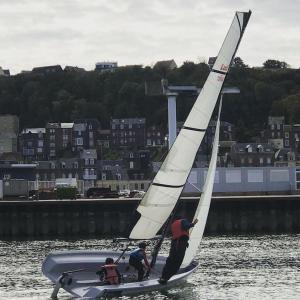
[0,235,299,300]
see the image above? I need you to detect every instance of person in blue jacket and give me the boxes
[129,242,151,281]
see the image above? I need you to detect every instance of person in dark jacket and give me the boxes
[129,242,151,281]
[96,257,121,285]
[159,216,198,284]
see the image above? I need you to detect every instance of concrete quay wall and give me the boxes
[0,196,300,239]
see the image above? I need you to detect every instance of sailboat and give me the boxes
[42,11,251,299]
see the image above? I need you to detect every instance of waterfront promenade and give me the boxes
[0,195,299,239]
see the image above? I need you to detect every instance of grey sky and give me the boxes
[0,0,299,74]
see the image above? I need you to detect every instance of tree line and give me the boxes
[0,58,299,142]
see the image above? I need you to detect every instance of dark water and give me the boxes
[0,235,299,299]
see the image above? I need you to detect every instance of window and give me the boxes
[285,140,289,147]
[89,124,93,130]
[73,162,78,168]
[50,143,55,148]
[130,161,134,169]
[90,159,95,165]
[37,148,43,153]
[89,132,93,138]
[285,132,289,138]
[129,152,134,158]
[147,139,151,146]
[112,124,115,130]
[28,141,33,147]
[259,157,264,164]
[271,124,275,130]
[50,150,55,157]
[102,173,106,180]
[76,138,83,145]
[50,129,55,134]
[246,145,252,152]
[267,157,271,164]
[241,158,245,165]
[61,162,66,168]
[50,135,55,141]
[63,135,68,141]
[120,124,124,129]
[248,157,253,164]
[129,123,132,129]
[38,140,43,147]
[23,149,34,155]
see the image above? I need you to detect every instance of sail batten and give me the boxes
[129,11,251,240]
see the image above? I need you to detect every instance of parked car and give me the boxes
[86,187,119,198]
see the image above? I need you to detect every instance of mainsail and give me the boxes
[181,102,221,268]
[129,11,251,239]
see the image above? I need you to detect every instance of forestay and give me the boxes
[129,11,251,239]
[181,101,221,268]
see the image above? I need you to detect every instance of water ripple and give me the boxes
[0,235,299,299]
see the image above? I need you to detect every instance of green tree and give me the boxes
[263,59,289,69]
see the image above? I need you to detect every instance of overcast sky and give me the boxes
[0,0,299,74]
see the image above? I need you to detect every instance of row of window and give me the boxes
[270,131,300,139]
[111,124,143,130]
[240,157,272,164]
[112,138,137,144]
[112,131,137,137]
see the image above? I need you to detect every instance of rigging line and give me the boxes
[187,181,202,192]
[115,244,131,264]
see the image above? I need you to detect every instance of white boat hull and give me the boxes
[42,250,198,298]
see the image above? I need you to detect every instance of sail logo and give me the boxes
[220,64,229,71]
[217,75,225,82]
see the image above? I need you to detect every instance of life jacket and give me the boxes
[130,248,144,261]
[171,219,189,240]
[102,264,119,284]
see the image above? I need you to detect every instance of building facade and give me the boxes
[111,118,146,148]
[230,143,274,167]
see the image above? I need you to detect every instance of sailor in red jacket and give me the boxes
[97,257,121,285]
[159,215,198,284]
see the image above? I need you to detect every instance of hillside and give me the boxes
[0,59,299,142]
